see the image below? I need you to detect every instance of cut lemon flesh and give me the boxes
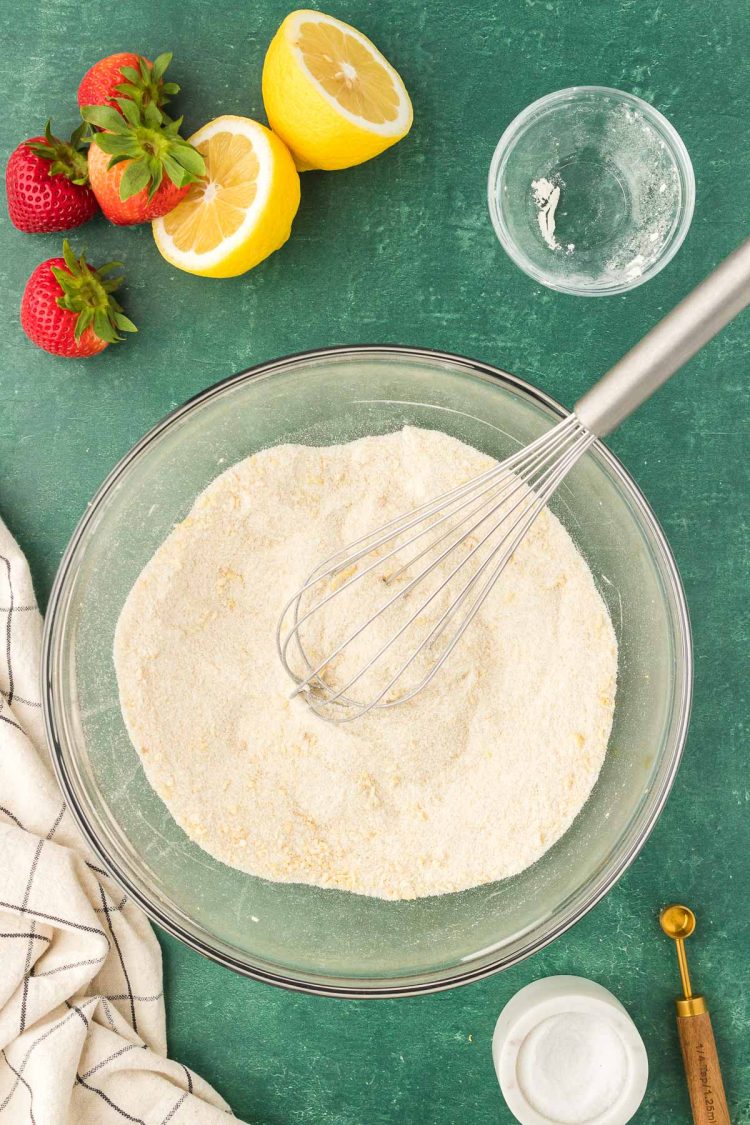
[298,19,402,126]
[152,116,300,278]
[262,10,413,171]
[168,133,259,253]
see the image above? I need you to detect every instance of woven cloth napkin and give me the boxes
[0,517,245,1124]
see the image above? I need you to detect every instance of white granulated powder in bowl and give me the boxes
[114,428,617,900]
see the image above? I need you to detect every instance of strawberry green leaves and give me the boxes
[118,160,152,200]
[81,99,205,202]
[52,240,137,344]
[26,120,91,185]
[81,104,129,132]
[116,52,178,114]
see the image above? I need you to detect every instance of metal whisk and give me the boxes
[278,239,750,721]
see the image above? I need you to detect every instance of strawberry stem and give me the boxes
[81,101,205,201]
[116,52,178,114]
[26,121,92,186]
[52,240,137,344]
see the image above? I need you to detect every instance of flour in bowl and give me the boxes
[114,428,617,900]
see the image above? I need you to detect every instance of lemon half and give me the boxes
[262,9,413,171]
[152,115,301,278]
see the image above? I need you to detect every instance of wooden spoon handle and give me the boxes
[677,1008,731,1125]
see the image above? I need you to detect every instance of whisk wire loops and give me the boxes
[277,414,594,722]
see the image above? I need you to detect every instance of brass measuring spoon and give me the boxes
[660,904,730,1124]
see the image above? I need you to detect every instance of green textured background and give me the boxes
[2,0,749,1121]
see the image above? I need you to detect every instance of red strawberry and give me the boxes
[6,121,98,233]
[87,141,190,224]
[81,101,205,225]
[78,51,177,116]
[20,240,136,358]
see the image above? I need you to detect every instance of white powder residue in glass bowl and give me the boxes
[524,103,685,290]
[114,428,618,900]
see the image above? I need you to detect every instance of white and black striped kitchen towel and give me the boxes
[0,517,245,1124]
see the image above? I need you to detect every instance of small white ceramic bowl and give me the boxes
[493,976,648,1124]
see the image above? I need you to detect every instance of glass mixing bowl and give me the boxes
[43,347,692,997]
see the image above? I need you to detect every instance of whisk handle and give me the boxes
[575,237,750,437]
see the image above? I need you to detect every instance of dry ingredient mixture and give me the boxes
[114,428,618,900]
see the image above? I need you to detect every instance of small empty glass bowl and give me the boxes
[488,87,695,296]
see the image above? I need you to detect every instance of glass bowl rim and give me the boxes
[42,344,693,998]
[487,84,696,297]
